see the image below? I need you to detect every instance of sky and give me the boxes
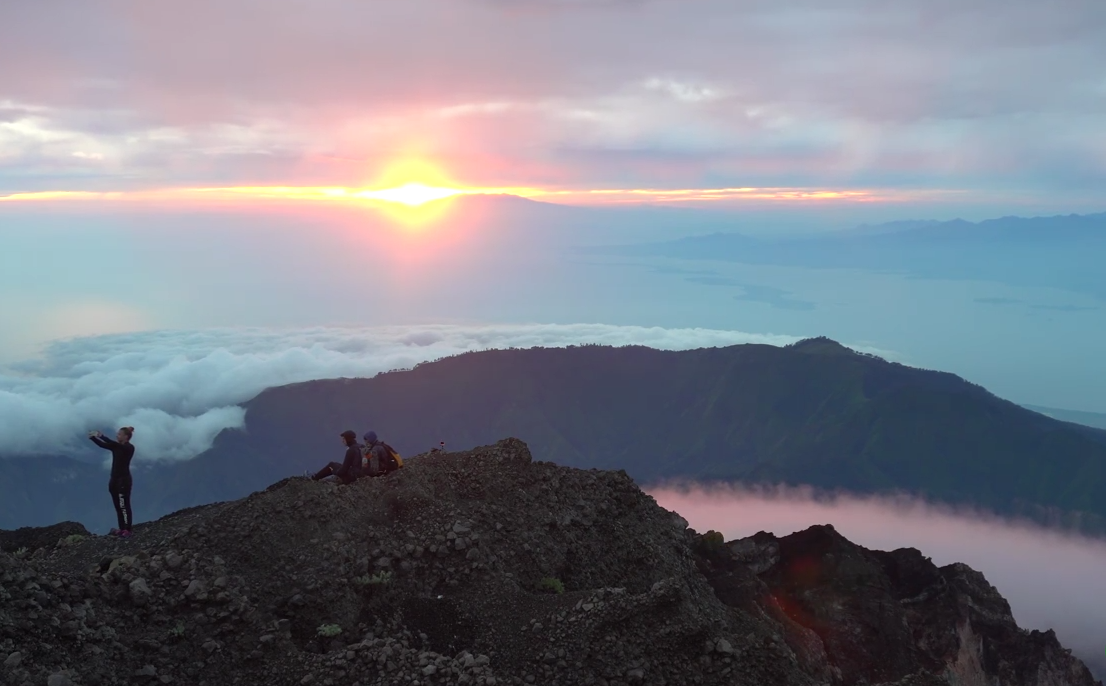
[2,3,1105,426]
[2,0,1105,209]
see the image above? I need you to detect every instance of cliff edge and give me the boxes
[1,439,1097,686]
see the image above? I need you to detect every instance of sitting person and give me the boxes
[307,430,363,484]
[362,431,402,477]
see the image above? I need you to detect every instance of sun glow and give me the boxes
[356,183,463,206]
[0,178,963,212]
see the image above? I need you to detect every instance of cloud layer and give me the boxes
[2,0,1105,202]
[650,484,1106,679]
[0,323,808,461]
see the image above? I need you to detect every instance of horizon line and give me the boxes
[0,184,971,208]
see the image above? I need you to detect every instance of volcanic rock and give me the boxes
[0,438,1097,686]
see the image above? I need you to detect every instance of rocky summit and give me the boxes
[0,438,1098,686]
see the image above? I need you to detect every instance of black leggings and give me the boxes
[109,476,133,532]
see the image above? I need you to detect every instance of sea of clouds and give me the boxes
[1,323,886,461]
[650,484,1106,679]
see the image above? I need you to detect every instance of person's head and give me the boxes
[363,430,378,446]
[117,426,134,443]
[340,430,357,446]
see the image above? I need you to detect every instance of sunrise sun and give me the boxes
[357,183,463,206]
[352,159,469,207]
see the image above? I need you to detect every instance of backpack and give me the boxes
[364,442,404,474]
[380,442,404,471]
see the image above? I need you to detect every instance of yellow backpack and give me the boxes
[383,443,404,469]
[362,441,404,473]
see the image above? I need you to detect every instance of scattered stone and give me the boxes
[183,579,206,598]
[129,578,153,605]
[0,438,1095,686]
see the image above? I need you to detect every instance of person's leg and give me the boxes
[109,479,126,532]
[119,477,134,533]
[312,462,343,481]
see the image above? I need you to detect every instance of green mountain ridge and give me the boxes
[200,338,1106,530]
[3,338,1106,534]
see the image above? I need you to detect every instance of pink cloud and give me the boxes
[1,0,1104,197]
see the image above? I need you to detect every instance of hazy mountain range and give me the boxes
[583,211,1106,300]
[1024,404,1106,431]
[4,338,1106,534]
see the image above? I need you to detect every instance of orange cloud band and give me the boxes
[0,185,962,207]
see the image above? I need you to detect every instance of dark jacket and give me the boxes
[90,435,135,481]
[335,443,363,482]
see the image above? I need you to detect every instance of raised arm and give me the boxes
[89,434,121,449]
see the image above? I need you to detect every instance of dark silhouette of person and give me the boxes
[89,426,136,537]
[308,430,363,484]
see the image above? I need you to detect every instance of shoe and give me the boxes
[109,528,121,536]
[119,530,133,538]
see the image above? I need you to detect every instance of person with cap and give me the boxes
[362,430,400,477]
[306,430,363,484]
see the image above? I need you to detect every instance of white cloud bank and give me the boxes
[1,323,866,462]
[650,484,1106,679]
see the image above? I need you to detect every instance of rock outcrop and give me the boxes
[696,525,1098,686]
[0,521,89,555]
[0,438,1098,686]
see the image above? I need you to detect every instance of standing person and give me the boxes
[89,426,136,537]
[307,430,363,484]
